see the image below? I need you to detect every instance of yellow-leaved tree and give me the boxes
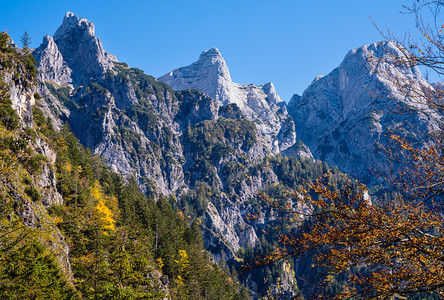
[175,249,190,286]
[91,180,117,233]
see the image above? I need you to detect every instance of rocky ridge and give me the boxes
[34,12,184,195]
[288,41,442,183]
[52,12,116,84]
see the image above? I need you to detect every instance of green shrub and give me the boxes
[25,186,40,201]
[23,177,31,185]
[0,96,20,130]
[23,54,37,78]
[25,154,46,175]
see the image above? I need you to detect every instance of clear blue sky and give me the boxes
[0,0,424,101]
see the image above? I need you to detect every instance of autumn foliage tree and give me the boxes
[244,1,444,299]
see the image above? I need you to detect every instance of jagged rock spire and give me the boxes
[51,12,116,84]
[33,35,72,84]
[159,47,233,104]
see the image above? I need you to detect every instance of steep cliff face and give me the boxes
[32,35,71,130]
[53,12,116,84]
[33,35,72,85]
[158,48,297,153]
[28,12,387,298]
[0,37,73,281]
[288,41,441,183]
[1,53,36,127]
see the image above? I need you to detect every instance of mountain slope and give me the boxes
[34,12,186,195]
[28,12,313,297]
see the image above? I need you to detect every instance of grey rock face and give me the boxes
[158,48,296,154]
[287,94,301,116]
[32,34,73,129]
[203,199,260,263]
[32,136,64,207]
[160,48,232,104]
[2,63,36,127]
[52,12,116,84]
[289,41,441,182]
[33,35,72,85]
[67,76,186,195]
[32,12,185,195]
[175,90,220,130]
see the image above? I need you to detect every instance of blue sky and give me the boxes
[0,0,423,101]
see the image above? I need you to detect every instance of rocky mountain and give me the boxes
[33,12,185,195]
[52,12,116,84]
[158,48,297,154]
[27,12,302,296]
[27,11,441,298]
[288,41,441,183]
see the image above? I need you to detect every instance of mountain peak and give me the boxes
[33,34,72,85]
[199,48,222,60]
[349,40,396,58]
[65,11,75,18]
[63,11,79,24]
[50,12,114,84]
[158,48,296,153]
[54,12,95,41]
[196,47,228,76]
[289,40,437,183]
[342,40,421,74]
[158,47,232,98]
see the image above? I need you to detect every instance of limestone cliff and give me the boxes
[158,48,297,153]
[288,41,441,183]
